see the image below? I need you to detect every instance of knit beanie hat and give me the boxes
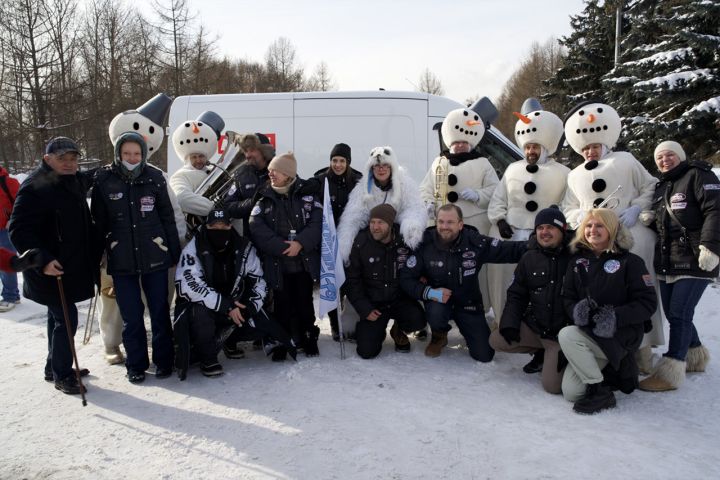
[330,143,352,163]
[268,152,297,178]
[654,140,686,162]
[369,204,397,226]
[534,206,567,231]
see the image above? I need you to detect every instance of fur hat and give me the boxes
[237,133,275,161]
[330,143,352,163]
[534,206,567,231]
[441,108,486,149]
[514,109,564,155]
[365,146,399,184]
[268,152,297,178]
[654,140,686,162]
[171,112,222,164]
[369,204,397,226]
[564,101,621,155]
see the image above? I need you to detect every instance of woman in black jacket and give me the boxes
[313,143,362,340]
[639,141,719,392]
[559,208,657,414]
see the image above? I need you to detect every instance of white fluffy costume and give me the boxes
[419,107,499,314]
[561,101,664,347]
[487,105,569,321]
[337,146,427,263]
[169,111,225,216]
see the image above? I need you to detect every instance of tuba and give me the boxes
[433,155,450,211]
[185,131,246,236]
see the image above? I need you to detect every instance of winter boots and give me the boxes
[54,375,87,395]
[389,322,411,353]
[686,345,710,372]
[573,382,616,414]
[222,341,246,360]
[201,362,224,377]
[635,345,653,375]
[303,325,321,357]
[105,346,124,365]
[523,350,545,374]
[425,330,448,358]
[639,357,686,392]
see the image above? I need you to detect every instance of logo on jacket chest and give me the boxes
[108,192,123,200]
[140,195,155,212]
[603,259,620,273]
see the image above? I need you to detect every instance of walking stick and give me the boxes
[82,288,99,345]
[337,296,346,360]
[57,277,87,407]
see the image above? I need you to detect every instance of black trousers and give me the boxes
[273,271,317,345]
[355,298,426,359]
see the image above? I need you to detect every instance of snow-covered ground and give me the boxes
[1,282,719,480]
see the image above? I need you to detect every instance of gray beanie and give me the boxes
[654,140,686,162]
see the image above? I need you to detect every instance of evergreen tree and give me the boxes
[603,0,720,166]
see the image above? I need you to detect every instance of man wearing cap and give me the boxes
[489,207,572,393]
[345,204,426,358]
[92,132,181,384]
[249,152,323,358]
[225,133,276,233]
[174,208,296,378]
[399,204,526,361]
[487,101,569,333]
[170,111,226,219]
[9,137,101,395]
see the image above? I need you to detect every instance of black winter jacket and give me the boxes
[9,162,101,305]
[345,224,414,320]
[248,179,322,290]
[563,245,656,382]
[400,226,526,311]
[313,167,363,223]
[92,164,181,275]
[224,163,269,224]
[500,234,572,339]
[652,160,720,278]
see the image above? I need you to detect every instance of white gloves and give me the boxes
[460,188,480,203]
[426,203,436,220]
[618,205,641,227]
[698,245,719,272]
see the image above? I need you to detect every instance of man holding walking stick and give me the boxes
[9,137,101,395]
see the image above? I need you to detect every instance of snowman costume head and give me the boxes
[171,111,225,168]
[513,108,564,159]
[108,93,172,158]
[564,101,621,158]
[441,108,486,151]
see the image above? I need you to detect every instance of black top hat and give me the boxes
[137,93,173,127]
[197,111,225,140]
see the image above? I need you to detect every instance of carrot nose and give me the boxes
[465,120,482,127]
[512,112,531,124]
[587,113,596,123]
[192,123,200,134]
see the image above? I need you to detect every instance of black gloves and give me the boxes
[592,305,617,338]
[572,298,597,327]
[496,219,514,239]
[11,248,43,272]
[500,327,521,345]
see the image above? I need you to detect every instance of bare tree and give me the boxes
[152,0,194,96]
[418,68,444,95]
[264,36,304,92]
[306,61,335,91]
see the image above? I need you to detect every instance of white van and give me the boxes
[166,90,521,183]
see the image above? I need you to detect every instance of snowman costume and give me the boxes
[561,101,664,348]
[337,146,427,263]
[169,111,225,216]
[101,94,186,365]
[487,105,569,321]
[419,108,499,314]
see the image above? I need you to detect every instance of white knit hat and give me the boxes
[654,140,686,162]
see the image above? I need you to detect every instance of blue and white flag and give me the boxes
[319,178,345,319]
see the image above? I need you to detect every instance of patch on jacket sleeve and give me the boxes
[250,205,261,216]
[406,255,417,268]
[703,184,720,191]
[642,274,654,287]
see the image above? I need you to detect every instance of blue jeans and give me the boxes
[0,229,19,302]
[425,301,494,362]
[113,270,174,373]
[45,303,78,381]
[659,278,710,361]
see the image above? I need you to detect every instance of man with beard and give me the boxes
[489,207,572,393]
[399,205,526,361]
[487,101,568,368]
[345,204,426,358]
